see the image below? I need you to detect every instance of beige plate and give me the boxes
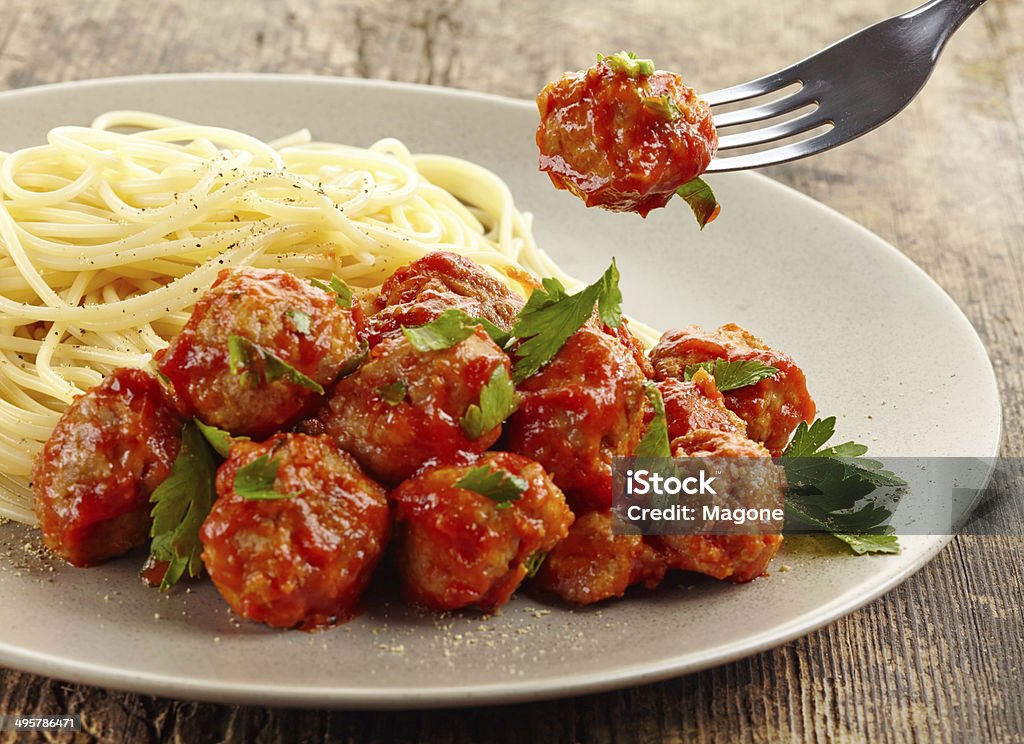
[0,74,1001,709]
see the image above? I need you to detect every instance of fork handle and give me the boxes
[904,0,989,58]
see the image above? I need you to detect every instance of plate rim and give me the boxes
[0,72,1003,709]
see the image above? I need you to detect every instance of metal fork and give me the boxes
[704,0,988,172]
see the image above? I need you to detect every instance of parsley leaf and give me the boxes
[835,532,901,555]
[523,551,548,578]
[285,308,311,334]
[234,454,296,501]
[461,365,519,440]
[676,177,721,229]
[634,381,670,458]
[338,340,370,377]
[147,421,216,591]
[454,465,528,509]
[227,334,324,394]
[785,497,901,555]
[310,275,353,308]
[401,308,511,351]
[783,418,901,487]
[683,359,778,392]
[781,416,907,555]
[403,308,482,351]
[510,260,622,382]
[782,417,836,457]
[598,51,654,77]
[377,380,408,406]
[195,419,249,458]
[473,317,513,348]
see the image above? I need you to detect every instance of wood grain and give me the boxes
[0,0,1022,741]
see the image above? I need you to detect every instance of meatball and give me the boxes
[32,368,182,567]
[649,429,785,583]
[390,452,573,611]
[158,267,363,438]
[535,510,664,605]
[536,53,717,217]
[319,327,512,485]
[655,369,746,440]
[200,433,388,630]
[365,251,525,346]
[650,323,816,454]
[505,325,647,513]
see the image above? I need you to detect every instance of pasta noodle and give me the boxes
[0,111,658,525]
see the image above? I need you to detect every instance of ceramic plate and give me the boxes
[0,75,1001,708]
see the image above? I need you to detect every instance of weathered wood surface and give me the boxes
[1,0,1022,741]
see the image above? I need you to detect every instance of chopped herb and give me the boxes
[524,551,548,578]
[402,308,482,352]
[227,334,324,394]
[461,365,519,440]
[642,94,681,121]
[195,419,249,458]
[285,308,311,334]
[147,422,216,591]
[454,465,528,509]
[781,417,906,555]
[676,177,721,229]
[338,340,369,377]
[234,454,296,501]
[377,380,408,406]
[634,381,671,457]
[598,51,654,77]
[683,359,778,392]
[310,274,353,308]
[510,260,622,382]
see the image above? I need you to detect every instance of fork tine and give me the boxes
[712,88,818,128]
[716,110,830,151]
[705,126,846,172]
[701,68,801,107]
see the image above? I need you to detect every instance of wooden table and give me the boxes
[1,1,1022,741]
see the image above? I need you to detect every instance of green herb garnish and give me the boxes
[377,380,408,406]
[473,317,513,348]
[454,465,528,509]
[683,359,778,392]
[781,417,906,555]
[338,340,369,378]
[676,177,721,229]
[598,51,654,78]
[147,422,216,591]
[401,308,511,351]
[460,366,519,440]
[310,274,353,308]
[642,94,681,121]
[195,419,248,458]
[510,260,622,382]
[234,454,296,501]
[227,334,324,394]
[524,552,548,578]
[285,308,311,334]
[402,308,482,352]
[634,381,671,458]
